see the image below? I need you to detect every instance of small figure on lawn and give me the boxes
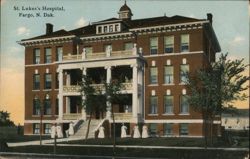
[51,125,56,138]
[98,125,105,138]
[56,125,63,138]
[133,124,141,138]
[142,124,149,138]
[121,123,127,138]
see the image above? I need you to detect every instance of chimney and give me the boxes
[46,23,53,35]
[207,13,213,25]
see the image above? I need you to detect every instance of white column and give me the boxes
[66,73,71,86]
[138,65,144,121]
[81,67,87,120]
[66,97,70,113]
[105,66,112,118]
[132,64,138,123]
[58,68,63,120]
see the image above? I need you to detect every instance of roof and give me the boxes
[119,3,132,12]
[222,109,249,117]
[21,15,206,41]
[21,29,74,41]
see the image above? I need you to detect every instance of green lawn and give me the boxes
[59,137,249,148]
[0,134,50,143]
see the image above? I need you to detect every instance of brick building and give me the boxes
[19,2,221,137]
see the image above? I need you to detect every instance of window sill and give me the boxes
[43,89,52,91]
[148,84,158,86]
[43,115,52,117]
[32,115,41,117]
[148,114,158,116]
[162,83,175,86]
[32,90,40,91]
[162,113,175,116]
[179,83,187,85]
[178,113,190,116]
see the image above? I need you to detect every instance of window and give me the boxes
[180,64,189,83]
[45,48,52,63]
[56,47,63,61]
[150,37,158,54]
[104,26,108,33]
[33,74,40,90]
[164,36,174,53]
[149,123,157,137]
[115,24,119,32]
[98,26,102,33]
[33,98,40,115]
[44,73,52,89]
[109,25,113,32]
[84,47,93,56]
[55,73,59,89]
[150,67,158,84]
[164,95,173,114]
[33,123,40,134]
[150,96,158,114]
[180,95,189,114]
[44,99,51,115]
[181,34,189,52]
[33,49,40,64]
[164,66,173,84]
[55,99,59,115]
[124,42,133,50]
[163,123,173,136]
[104,44,112,52]
[44,123,51,134]
[179,123,188,136]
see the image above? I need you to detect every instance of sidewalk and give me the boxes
[7,139,249,151]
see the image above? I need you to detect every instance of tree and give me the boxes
[104,79,127,156]
[0,110,15,126]
[186,53,249,146]
[79,75,106,141]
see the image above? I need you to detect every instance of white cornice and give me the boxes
[81,32,133,40]
[17,35,75,46]
[130,20,209,32]
[93,19,122,25]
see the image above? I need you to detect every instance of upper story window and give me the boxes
[96,23,121,34]
[33,48,40,64]
[55,73,59,89]
[98,26,102,33]
[44,73,52,89]
[109,25,113,32]
[164,95,173,114]
[149,96,158,114]
[150,37,158,55]
[55,98,59,115]
[115,24,119,32]
[84,46,93,55]
[33,98,40,115]
[150,67,158,84]
[181,34,189,52]
[33,74,40,90]
[164,123,173,136]
[164,36,174,53]
[44,98,51,115]
[124,42,133,50]
[164,66,173,84]
[56,47,63,62]
[104,44,112,52]
[180,95,189,114]
[45,48,52,63]
[180,64,189,83]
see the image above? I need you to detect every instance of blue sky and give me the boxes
[0,0,249,124]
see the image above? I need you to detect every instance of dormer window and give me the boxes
[96,23,121,34]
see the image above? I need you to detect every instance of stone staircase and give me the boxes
[69,119,102,139]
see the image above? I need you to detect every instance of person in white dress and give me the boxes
[133,125,141,138]
[69,122,74,135]
[121,124,127,138]
[56,125,63,138]
[98,126,105,138]
[50,125,56,138]
[142,124,149,138]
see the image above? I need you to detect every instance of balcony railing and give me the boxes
[63,83,133,94]
[114,113,132,120]
[63,113,82,120]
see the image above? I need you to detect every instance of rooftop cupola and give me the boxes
[118,1,133,20]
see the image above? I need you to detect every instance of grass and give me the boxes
[6,145,249,159]
[0,134,50,143]
[59,137,249,148]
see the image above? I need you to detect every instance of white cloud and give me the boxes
[60,26,66,30]
[188,14,195,18]
[75,17,88,28]
[230,36,245,45]
[17,27,30,36]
